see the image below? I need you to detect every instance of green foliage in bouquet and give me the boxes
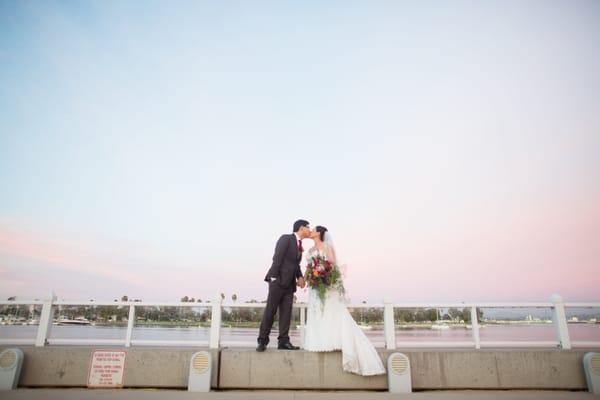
[305,254,345,306]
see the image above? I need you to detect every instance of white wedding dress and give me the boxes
[302,243,386,376]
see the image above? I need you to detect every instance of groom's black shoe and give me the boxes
[277,342,300,350]
[256,343,267,352]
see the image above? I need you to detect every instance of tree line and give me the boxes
[2,295,483,324]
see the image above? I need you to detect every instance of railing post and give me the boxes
[209,294,222,349]
[299,305,306,349]
[470,306,481,349]
[35,292,56,347]
[125,304,136,347]
[551,294,571,349]
[384,297,396,350]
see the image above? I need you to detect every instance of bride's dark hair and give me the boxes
[315,226,328,241]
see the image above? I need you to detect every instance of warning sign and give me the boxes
[87,350,127,388]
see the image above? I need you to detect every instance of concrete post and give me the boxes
[209,294,223,349]
[35,292,57,347]
[384,297,396,350]
[470,306,481,349]
[125,304,136,347]
[551,294,571,349]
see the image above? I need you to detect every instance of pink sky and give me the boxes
[1,1,599,303]
[1,191,598,303]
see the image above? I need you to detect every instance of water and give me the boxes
[1,323,599,347]
[0,325,301,343]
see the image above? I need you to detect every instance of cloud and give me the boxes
[0,221,265,301]
[0,223,156,291]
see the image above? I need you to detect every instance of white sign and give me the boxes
[87,350,127,388]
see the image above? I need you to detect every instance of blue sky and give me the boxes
[1,1,599,302]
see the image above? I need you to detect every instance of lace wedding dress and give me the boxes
[302,244,386,376]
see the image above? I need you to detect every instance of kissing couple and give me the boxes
[257,219,385,376]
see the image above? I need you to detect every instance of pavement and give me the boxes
[0,389,598,400]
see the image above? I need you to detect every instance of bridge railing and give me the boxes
[0,295,598,350]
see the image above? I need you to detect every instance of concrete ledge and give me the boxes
[405,349,587,390]
[220,348,591,390]
[219,348,386,389]
[1,345,593,390]
[1,346,218,388]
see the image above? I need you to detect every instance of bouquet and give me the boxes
[304,254,345,306]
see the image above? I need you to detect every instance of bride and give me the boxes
[302,226,386,376]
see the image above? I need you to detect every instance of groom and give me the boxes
[257,219,310,351]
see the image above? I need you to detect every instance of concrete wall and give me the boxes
[219,349,590,390]
[397,350,587,390]
[2,346,219,388]
[1,345,593,390]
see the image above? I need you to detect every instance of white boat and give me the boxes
[55,317,91,326]
[465,324,487,329]
[432,309,450,329]
[4,318,27,325]
[359,324,373,330]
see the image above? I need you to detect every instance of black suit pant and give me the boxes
[257,280,294,345]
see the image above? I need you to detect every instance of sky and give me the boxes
[0,0,599,303]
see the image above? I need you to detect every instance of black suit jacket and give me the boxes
[264,233,303,292]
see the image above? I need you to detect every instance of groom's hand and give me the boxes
[297,277,306,288]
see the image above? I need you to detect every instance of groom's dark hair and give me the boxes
[293,219,309,232]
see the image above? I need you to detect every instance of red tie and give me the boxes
[298,240,303,253]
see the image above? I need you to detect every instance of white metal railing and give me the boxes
[0,294,599,350]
